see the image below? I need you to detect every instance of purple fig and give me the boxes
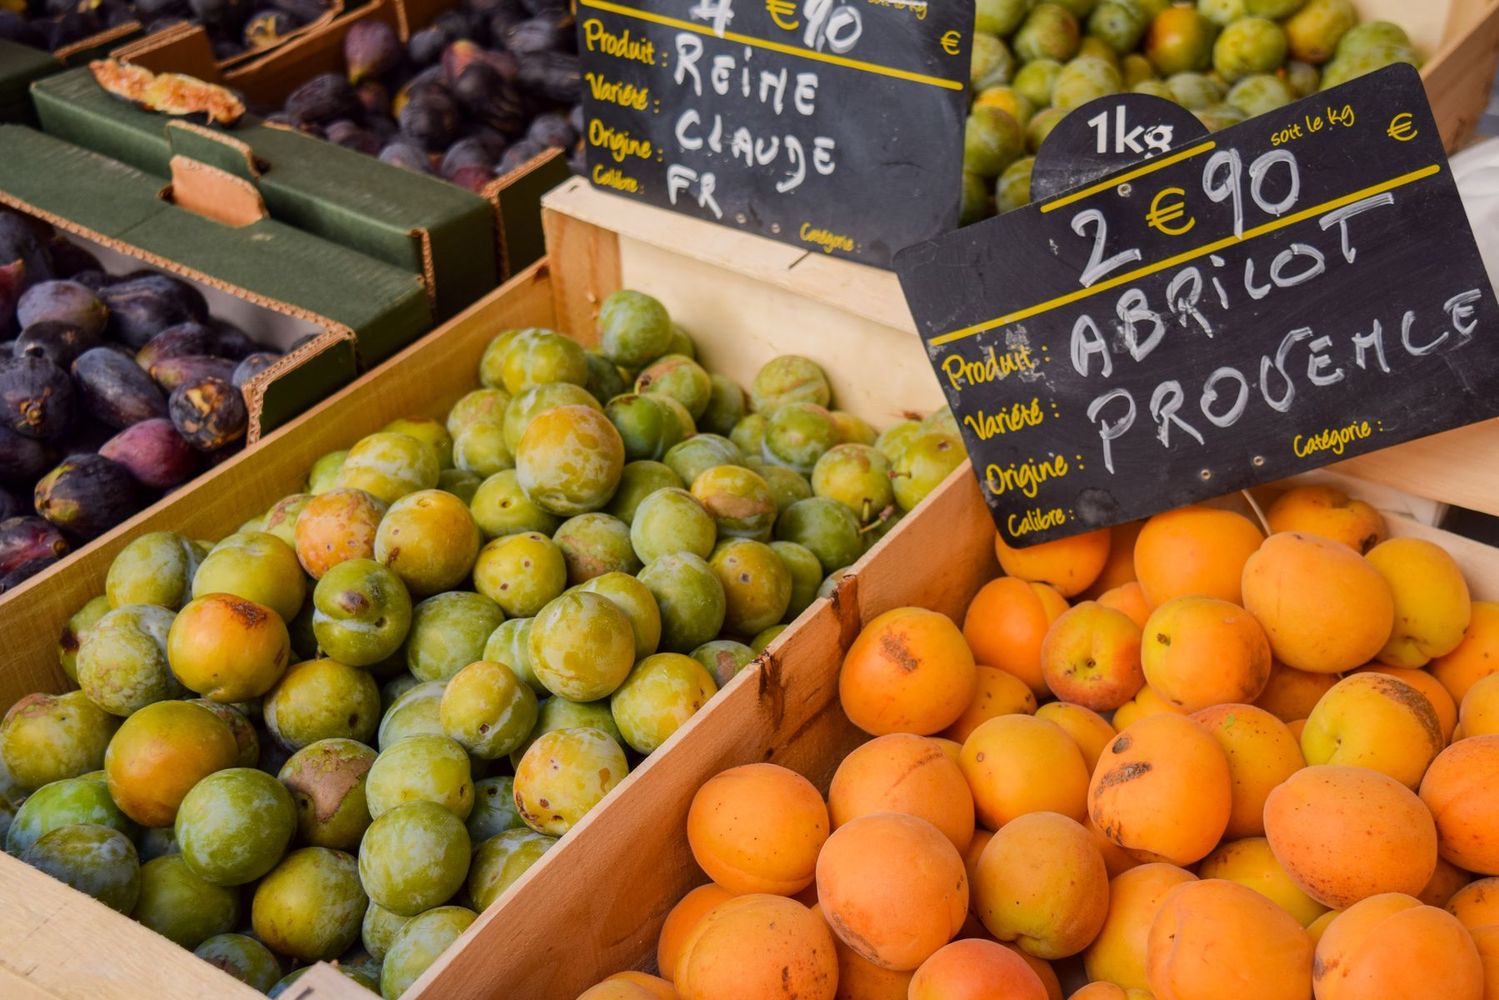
[286,72,361,126]
[441,39,488,83]
[47,240,102,279]
[378,142,432,174]
[34,454,141,540]
[14,321,103,368]
[0,426,53,483]
[517,51,580,103]
[526,110,575,148]
[135,322,216,370]
[231,352,281,388]
[447,167,492,193]
[499,139,547,174]
[271,0,327,21]
[441,137,495,178]
[0,211,53,290]
[325,120,381,155]
[169,377,247,451]
[346,19,401,84]
[207,321,259,360]
[355,80,389,117]
[71,348,168,430]
[0,554,60,593]
[0,515,69,575]
[1,260,27,338]
[99,417,201,489]
[520,0,567,15]
[0,486,16,522]
[399,88,461,152]
[148,355,238,393]
[99,274,209,349]
[0,355,75,440]
[408,26,450,67]
[70,270,109,292]
[16,281,107,338]
[503,13,571,55]
[244,8,297,50]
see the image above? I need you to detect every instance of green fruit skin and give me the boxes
[381,906,478,1000]
[690,639,757,688]
[509,697,623,770]
[528,591,636,701]
[893,433,966,512]
[636,354,712,419]
[976,0,1033,36]
[502,382,602,456]
[709,539,792,637]
[637,552,727,653]
[194,933,283,992]
[134,854,239,948]
[598,290,672,368]
[553,512,641,584]
[403,592,506,682]
[452,419,512,478]
[358,801,471,916]
[473,532,567,619]
[752,624,787,654]
[467,829,555,911]
[312,558,414,667]
[279,737,377,851]
[605,393,686,462]
[447,388,511,440]
[498,328,588,397]
[729,413,767,459]
[307,450,348,494]
[384,416,454,470]
[467,776,525,842]
[470,469,563,539]
[604,461,683,523]
[763,403,840,476]
[363,900,414,962]
[750,355,831,414]
[576,571,663,661]
[58,595,112,684]
[770,540,825,623]
[336,432,441,506]
[190,701,260,769]
[262,495,311,549]
[514,405,625,517]
[585,351,629,402]
[263,659,381,749]
[691,465,777,540]
[378,681,447,749]
[1213,17,1289,83]
[1053,55,1123,109]
[513,728,628,836]
[483,618,546,696]
[175,767,297,886]
[609,653,718,754]
[105,531,201,610]
[76,604,182,717]
[1014,3,1081,63]
[192,532,307,623]
[374,490,482,598]
[631,488,717,564]
[366,734,474,820]
[440,660,539,759]
[6,775,137,855]
[21,823,140,913]
[699,374,747,437]
[137,826,179,862]
[252,847,367,962]
[749,462,813,517]
[776,497,864,576]
[0,691,117,792]
[811,444,894,526]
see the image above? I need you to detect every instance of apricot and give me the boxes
[1134,506,1263,607]
[1420,857,1473,908]
[1097,582,1150,629]
[1312,893,1482,1000]
[1241,533,1394,674]
[822,905,914,1000]
[1035,702,1116,772]
[816,812,967,971]
[1365,538,1471,669]
[1470,924,1499,1000]
[960,715,1089,829]
[1420,736,1499,875]
[657,883,733,982]
[601,972,678,999]
[1254,662,1340,723]
[1041,603,1144,712]
[579,979,671,1000]
[1197,838,1327,926]
[1111,686,1187,730]
[943,666,1036,744]
[1460,672,1499,737]
[1142,598,1271,711]
[909,938,1049,1000]
[995,527,1111,598]
[1090,815,1143,879]
[963,577,1069,696]
[674,893,836,1000]
[1432,602,1499,703]
[1351,664,1457,742]
[1266,485,1385,554]
[828,734,974,850]
[975,811,1109,959]
[1307,910,1339,945]
[1448,878,1499,930]
[104,701,239,827]
[1083,863,1196,989]
[1085,521,1144,598]
[1069,986,1154,1000]
[1191,704,1304,839]
[840,607,977,736]
[1089,714,1231,866]
[1263,766,1437,908]
[1146,879,1313,1000]
[1300,672,1443,788]
[686,763,828,895]
[1000,943,1063,1000]
[930,737,962,764]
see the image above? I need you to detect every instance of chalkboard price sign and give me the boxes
[894,65,1499,547]
[577,0,973,267]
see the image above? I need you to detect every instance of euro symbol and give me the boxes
[766,0,799,31]
[941,30,961,55]
[1388,112,1418,142]
[1146,187,1195,237]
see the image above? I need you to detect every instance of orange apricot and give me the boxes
[1134,505,1263,607]
[1085,521,1145,598]
[1190,703,1304,839]
[1460,671,1499,737]
[658,883,733,982]
[828,733,974,850]
[675,893,837,1000]
[995,527,1111,598]
[1088,714,1231,866]
[1471,924,1499,1000]
[1432,602,1499,703]
[974,811,1110,959]
[1142,598,1271,711]
[1366,537,1472,669]
[1312,893,1482,1000]
[816,812,967,971]
[103,700,238,827]
[1083,862,1196,989]
[1254,662,1340,723]
[1420,857,1473,908]
[1448,878,1499,931]
[1265,485,1385,554]
[1000,943,1063,1000]
[1146,879,1314,1000]
[1110,685,1187,730]
[819,904,914,1000]
[1069,986,1154,1000]
[930,736,962,763]
[909,939,1050,1000]
[841,607,977,736]
[1041,602,1145,712]
[1197,837,1328,927]
[1307,909,1339,945]
[1420,735,1499,875]
[1300,672,1444,788]
[1035,702,1116,772]
[1263,765,1437,909]
[962,577,1069,696]
[1097,581,1151,629]
[959,715,1090,829]
[943,665,1036,744]
[1089,815,1143,879]
[1241,533,1394,674]
[1351,664,1457,742]
[686,763,828,895]
[602,972,677,999]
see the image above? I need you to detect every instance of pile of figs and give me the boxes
[0,0,334,57]
[0,208,281,591]
[0,289,965,998]
[264,0,583,192]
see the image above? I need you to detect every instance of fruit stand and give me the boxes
[4,0,1499,999]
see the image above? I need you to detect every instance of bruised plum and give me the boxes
[232,352,281,388]
[34,454,141,540]
[0,354,75,440]
[99,418,200,489]
[16,281,107,338]
[14,321,102,367]
[0,425,54,482]
[169,377,248,451]
[135,322,216,370]
[72,347,168,429]
[99,274,208,349]
[0,516,69,576]
[148,355,238,393]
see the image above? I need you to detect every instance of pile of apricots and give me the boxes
[577,483,1499,1000]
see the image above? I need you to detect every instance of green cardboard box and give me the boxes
[0,40,61,125]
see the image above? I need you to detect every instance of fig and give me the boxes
[408,26,450,66]
[0,260,22,339]
[0,487,16,521]
[517,51,580,103]
[287,72,361,125]
[14,321,102,367]
[207,321,259,360]
[169,377,248,450]
[0,425,54,482]
[400,87,462,151]
[98,418,200,489]
[346,19,401,83]
[0,554,57,592]
[500,140,548,173]
[504,12,572,55]
[231,352,281,388]
[0,516,69,576]
[135,322,216,370]
[527,110,576,149]
[379,142,432,173]
[149,355,238,393]
[243,8,295,49]
[0,212,53,290]
[34,454,141,540]
[441,137,496,179]
[72,348,168,429]
[99,274,209,349]
[325,120,381,155]
[0,354,75,440]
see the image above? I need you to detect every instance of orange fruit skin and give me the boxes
[960,715,1090,830]
[1351,664,1457,742]
[963,578,1069,696]
[1190,704,1304,840]
[1447,878,1499,931]
[1266,485,1386,554]
[909,938,1050,1000]
[1083,862,1197,990]
[1312,893,1483,1000]
[1420,736,1499,876]
[1146,879,1314,1000]
[1432,602,1499,703]
[657,883,733,982]
[675,893,837,1000]
[995,527,1111,598]
[1141,597,1272,712]
[1041,602,1145,712]
[973,811,1110,961]
[104,700,238,827]
[1084,521,1145,599]
[1134,506,1263,607]
[1254,662,1340,723]
[685,763,828,896]
[943,665,1037,744]
[828,733,975,850]
[1035,702,1116,773]
[841,607,977,736]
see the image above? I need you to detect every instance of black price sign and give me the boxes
[577,0,973,267]
[895,65,1499,547]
